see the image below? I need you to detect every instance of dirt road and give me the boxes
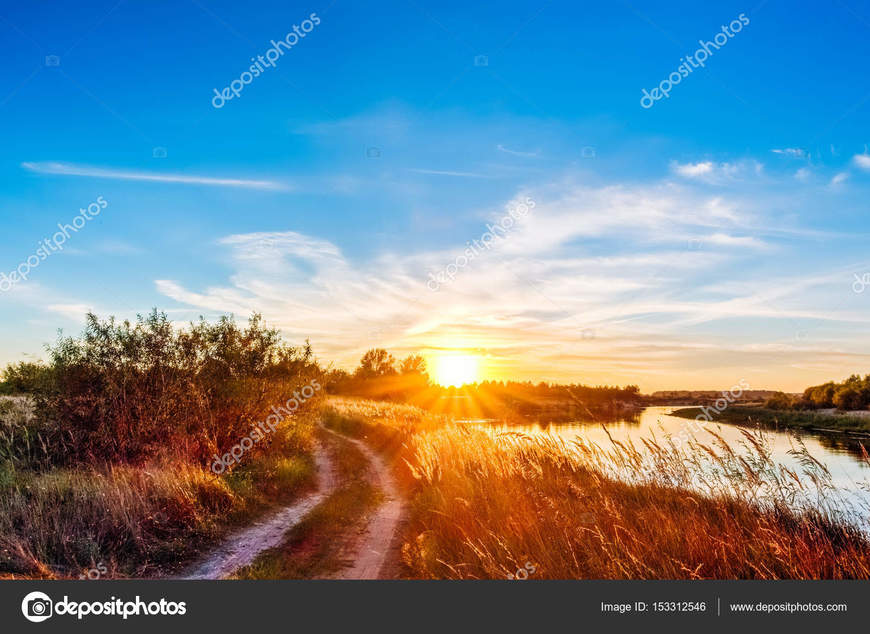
[323,428,406,580]
[183,427,405,580]
[185,445,338,579]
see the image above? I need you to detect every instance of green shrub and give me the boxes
[0,362,51,394]
[9,310,322,469]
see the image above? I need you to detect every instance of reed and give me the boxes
[324,398,870,579]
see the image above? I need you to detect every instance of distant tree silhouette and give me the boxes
[355,348,397,379]
[399,354,427,377]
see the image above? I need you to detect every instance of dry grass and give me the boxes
[321,396,447,454]
[324,398,870,579]
[0,311,326,579]
[0,401,318,579]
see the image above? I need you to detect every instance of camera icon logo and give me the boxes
[21,591,53,622]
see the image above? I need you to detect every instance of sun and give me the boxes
[431,353,481,387]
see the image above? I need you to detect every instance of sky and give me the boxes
[1,0,870,392]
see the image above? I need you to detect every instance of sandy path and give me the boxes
[184,444,337,580]
[323,428,406,580]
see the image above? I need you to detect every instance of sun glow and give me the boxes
[431,353,481,387]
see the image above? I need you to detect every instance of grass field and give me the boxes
[0,396,320,579]
[5,386,870,579]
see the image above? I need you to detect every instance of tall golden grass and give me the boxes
[324,398,870,579]
[0,397,318,578]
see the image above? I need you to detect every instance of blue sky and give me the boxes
[1,0,870,391]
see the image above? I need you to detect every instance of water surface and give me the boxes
[482,406,870,522]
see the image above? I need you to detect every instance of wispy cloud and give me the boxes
[21,161,289,190]
[702,233,769,250]
[407,168,490,178]
[150,178,869,390]
[852,153,870,170]
[670,159,762,184]
[45,303,100,322]
[771,148,806,158]
[496,144,539,157]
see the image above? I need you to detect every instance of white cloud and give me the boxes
[45,303,100,322]
[669,160,761,184]
[671,161,713,178]
[831,172,849,186]
[149,178,870,388]
[772,148,806,158]
[703,233,769,249]
[852,154,870,170]
[21,162,288,190]
[492,184,755,258]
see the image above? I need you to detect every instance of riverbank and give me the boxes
[670,406,870,436]
[322,398,870,579]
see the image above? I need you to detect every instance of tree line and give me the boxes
[324,348,641,416]
[765,374,870,411]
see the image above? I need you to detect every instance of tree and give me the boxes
[764,391,793,410]
[355,349,396,379]
[833,386,862,411]
[804,382,836,408]
[322,368,351,393]
[1,361,50,394]
[399,355,427,377]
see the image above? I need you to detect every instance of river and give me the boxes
[482,406,870,526]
